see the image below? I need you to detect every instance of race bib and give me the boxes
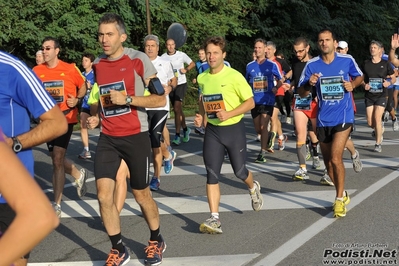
[43,80,64,103]
[369,78,383,93]
[99,81,131,117]
[294,93,312,110]
[202,93,226,119]
[320,76,344,101]
[253,76,268,92]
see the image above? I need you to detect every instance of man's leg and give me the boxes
[293,110,310,180]
[79,111,91,158]
[173,100,183,136]
[132,187,160,230]
[115,160,129,213]
[373,105,385,145]
[97,178,120,236]
[51,146,67,206]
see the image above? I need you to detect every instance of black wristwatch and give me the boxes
[126,95,133,106]
[12,137,23,153]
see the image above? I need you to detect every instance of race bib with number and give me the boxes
[99,81,131,117]
[253,76,268,92]
[320,76,344,100]
[43,80,64,103]
[369,78,383,93]
[202,93,226,119]
[294,93,312,110]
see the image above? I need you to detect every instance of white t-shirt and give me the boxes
[146,56,174,111]
[161,50,193,85]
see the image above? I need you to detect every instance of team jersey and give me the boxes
[272,57,291,96]
[361,59,394,98]
[81,69,95,109]
[198,65,253,126]
[298,53,363,127]
[93,47,156,137]
[161,50,192,85]
[146,56,174,111]
[0,51,56,203]
[33,60,85,124]
[246,59,283,105]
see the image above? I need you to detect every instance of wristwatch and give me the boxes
[126,95,133,106]
[12,137,23,153]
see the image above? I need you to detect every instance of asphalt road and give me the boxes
[27,100,399,266]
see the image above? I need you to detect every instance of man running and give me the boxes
[194,36,263,234]
[298,29,363,218]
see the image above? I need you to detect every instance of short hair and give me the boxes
[204,36,227,53]
[42,37,60,49]
[98,13,126,35]
[36,50,43,56]
[370,40,383,48]
[317,28,337,41]
[82,52,95,62]
[266,41,276,50]
[144,34,160,46]
[293,37,309,47]
[254,38,267,45]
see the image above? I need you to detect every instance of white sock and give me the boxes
[84,147,89,151]
[211,213,219,219]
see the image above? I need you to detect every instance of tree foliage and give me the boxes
[1,0,398,73]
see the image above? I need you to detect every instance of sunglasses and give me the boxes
[42,47,55,51]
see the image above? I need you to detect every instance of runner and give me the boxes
[246,38,284,163]
[298,28,364,217]
[194,36,263,234]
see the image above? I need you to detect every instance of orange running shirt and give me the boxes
[33,60,85,124]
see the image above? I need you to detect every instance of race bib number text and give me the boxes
[43,80,64,103]
[320,76,344,100]
[202,93,226,119]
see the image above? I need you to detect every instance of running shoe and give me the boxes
[293,168,309,181]
[255,152,267,163]
[144,235,166,266]
[278,134,288,151]
[305,145,311,161]
[343,190,351,205]
[267,132,276,153]
[199,216,223,234]
[312,156,321,169]
[182,128,191,143]
[249,181,263,211]
[393,120,399,132]
[383,111,389,122]
[281,115,286,123]
[352,150,363,173]
[105,246,130,266]
[195,126,205,135]
[172,136,181,146]
[333,199,346,218]
[286,117,292,124]
[78,149,91,159]
[76,168,88,197]
[164,150,176,174]
[373,144,382,153]
[53,202,61,218]
[149,177,160,191]
[256,134,261,142]
[320,169,334,186]
[371,130,375,137]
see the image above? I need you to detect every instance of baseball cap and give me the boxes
[338,41,348,49]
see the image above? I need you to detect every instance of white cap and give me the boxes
[338,41,348,49]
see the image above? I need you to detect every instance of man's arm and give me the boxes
[181,61,195,74]
[5,105,67,149]
[390,34,399,67]
[216,97,255,122]
[67,82,87,108]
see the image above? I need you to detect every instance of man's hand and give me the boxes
[194,113,203,127]
[86,116,100,129]
[163,84,172,95]
[215,109,230,122]
[110,90,127,105]
[309,73,321,86]
[364,83,371,91]
[343,80,354,92]
[66,93,79,108]
[391,34,399,50]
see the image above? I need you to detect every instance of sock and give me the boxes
[351,153,357,159]
[211,212,219,219]
[336,197,344,201]
[278,135,284,140]
[175,133,180,138]
[183,127,188,132]
[249,184,256,193]
[150,227,162,242]
[165,152,172,161]
[109,233,124,253]
[84,146,89,152]
[311,142,319,156]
